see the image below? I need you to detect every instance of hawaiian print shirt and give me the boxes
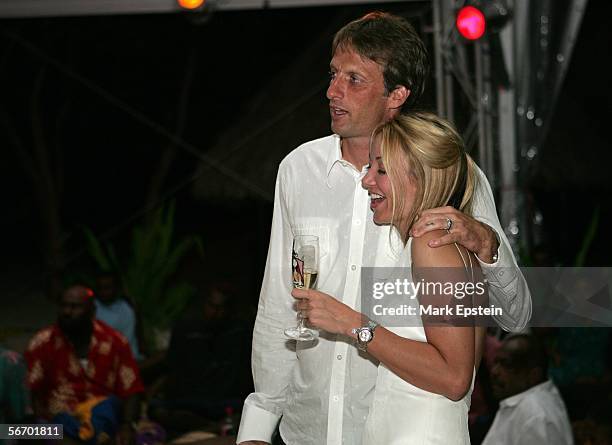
[24,320,143,418]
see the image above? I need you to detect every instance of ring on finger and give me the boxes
[445,217,453,231]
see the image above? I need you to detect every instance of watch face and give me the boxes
[358,329,372,343]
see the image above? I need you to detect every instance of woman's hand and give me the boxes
[291,288,362,336]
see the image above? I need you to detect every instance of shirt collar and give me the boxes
[325,134,343,184]
[500,380,554,408]
[325,135,369,188]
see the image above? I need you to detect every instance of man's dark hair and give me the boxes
[506,334,549,377]
[332,11,429,112]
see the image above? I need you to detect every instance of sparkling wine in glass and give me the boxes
[285,235,319,341]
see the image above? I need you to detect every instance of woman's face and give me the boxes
[361,136,417,227]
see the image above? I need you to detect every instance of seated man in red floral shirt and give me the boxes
[25,284,144,445]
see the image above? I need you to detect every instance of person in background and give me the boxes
[24,284,144,445]
[0,346,32,425]
[482,334,573,445]
[547,327,610,419]
[94,270,142,360]
[150,283,250,436]
[468,328,503,444]
[572,399,612,445]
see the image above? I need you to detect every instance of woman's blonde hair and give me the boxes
[374,112,478,244]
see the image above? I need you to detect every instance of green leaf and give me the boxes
[84,202,203,354]
[82,226,112,271]
[574,207,600,267]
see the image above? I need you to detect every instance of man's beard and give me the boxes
[58,316,93,340]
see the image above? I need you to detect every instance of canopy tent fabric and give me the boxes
[0,0,408,18]
[191,12,348,202]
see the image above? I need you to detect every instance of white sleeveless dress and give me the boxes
[362,238,474,445]
[361,326,474,444]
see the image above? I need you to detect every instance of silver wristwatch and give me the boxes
[351,320,378,351]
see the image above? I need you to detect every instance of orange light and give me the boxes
[178,0,205,10]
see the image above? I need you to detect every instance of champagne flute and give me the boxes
[285,235,319,341]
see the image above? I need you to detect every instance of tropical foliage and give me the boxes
[84,201,203,354]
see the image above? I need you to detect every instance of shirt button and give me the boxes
[351,265,357,271]
[355,220,361,226]
[333,396,339,402]
[498,271,505,277]
[337,355,342,360]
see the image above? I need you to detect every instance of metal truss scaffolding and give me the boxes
[432,0,588,258]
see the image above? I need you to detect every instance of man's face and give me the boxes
[203,290,228,322]
[95,276,118,304]
[327,48,395,141]
[490,339,532,400]
[58,286,94,335]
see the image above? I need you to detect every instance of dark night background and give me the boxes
[0,1,611,441]
[0,0,611,312]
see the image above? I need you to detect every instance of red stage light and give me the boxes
[456,6,486,40]
[178,0,205,10]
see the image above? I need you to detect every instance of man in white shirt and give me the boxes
[237,12,531,445]
[482,335,573,445]
[94,270,142,360]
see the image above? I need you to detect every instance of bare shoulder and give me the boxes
[411,230,466,268]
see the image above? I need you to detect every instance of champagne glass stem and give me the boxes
[297,313,306,331]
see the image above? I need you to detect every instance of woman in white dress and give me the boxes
[293,112,486,444]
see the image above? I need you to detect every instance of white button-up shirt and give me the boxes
[482,380,574,445]
[237,135,531,445]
